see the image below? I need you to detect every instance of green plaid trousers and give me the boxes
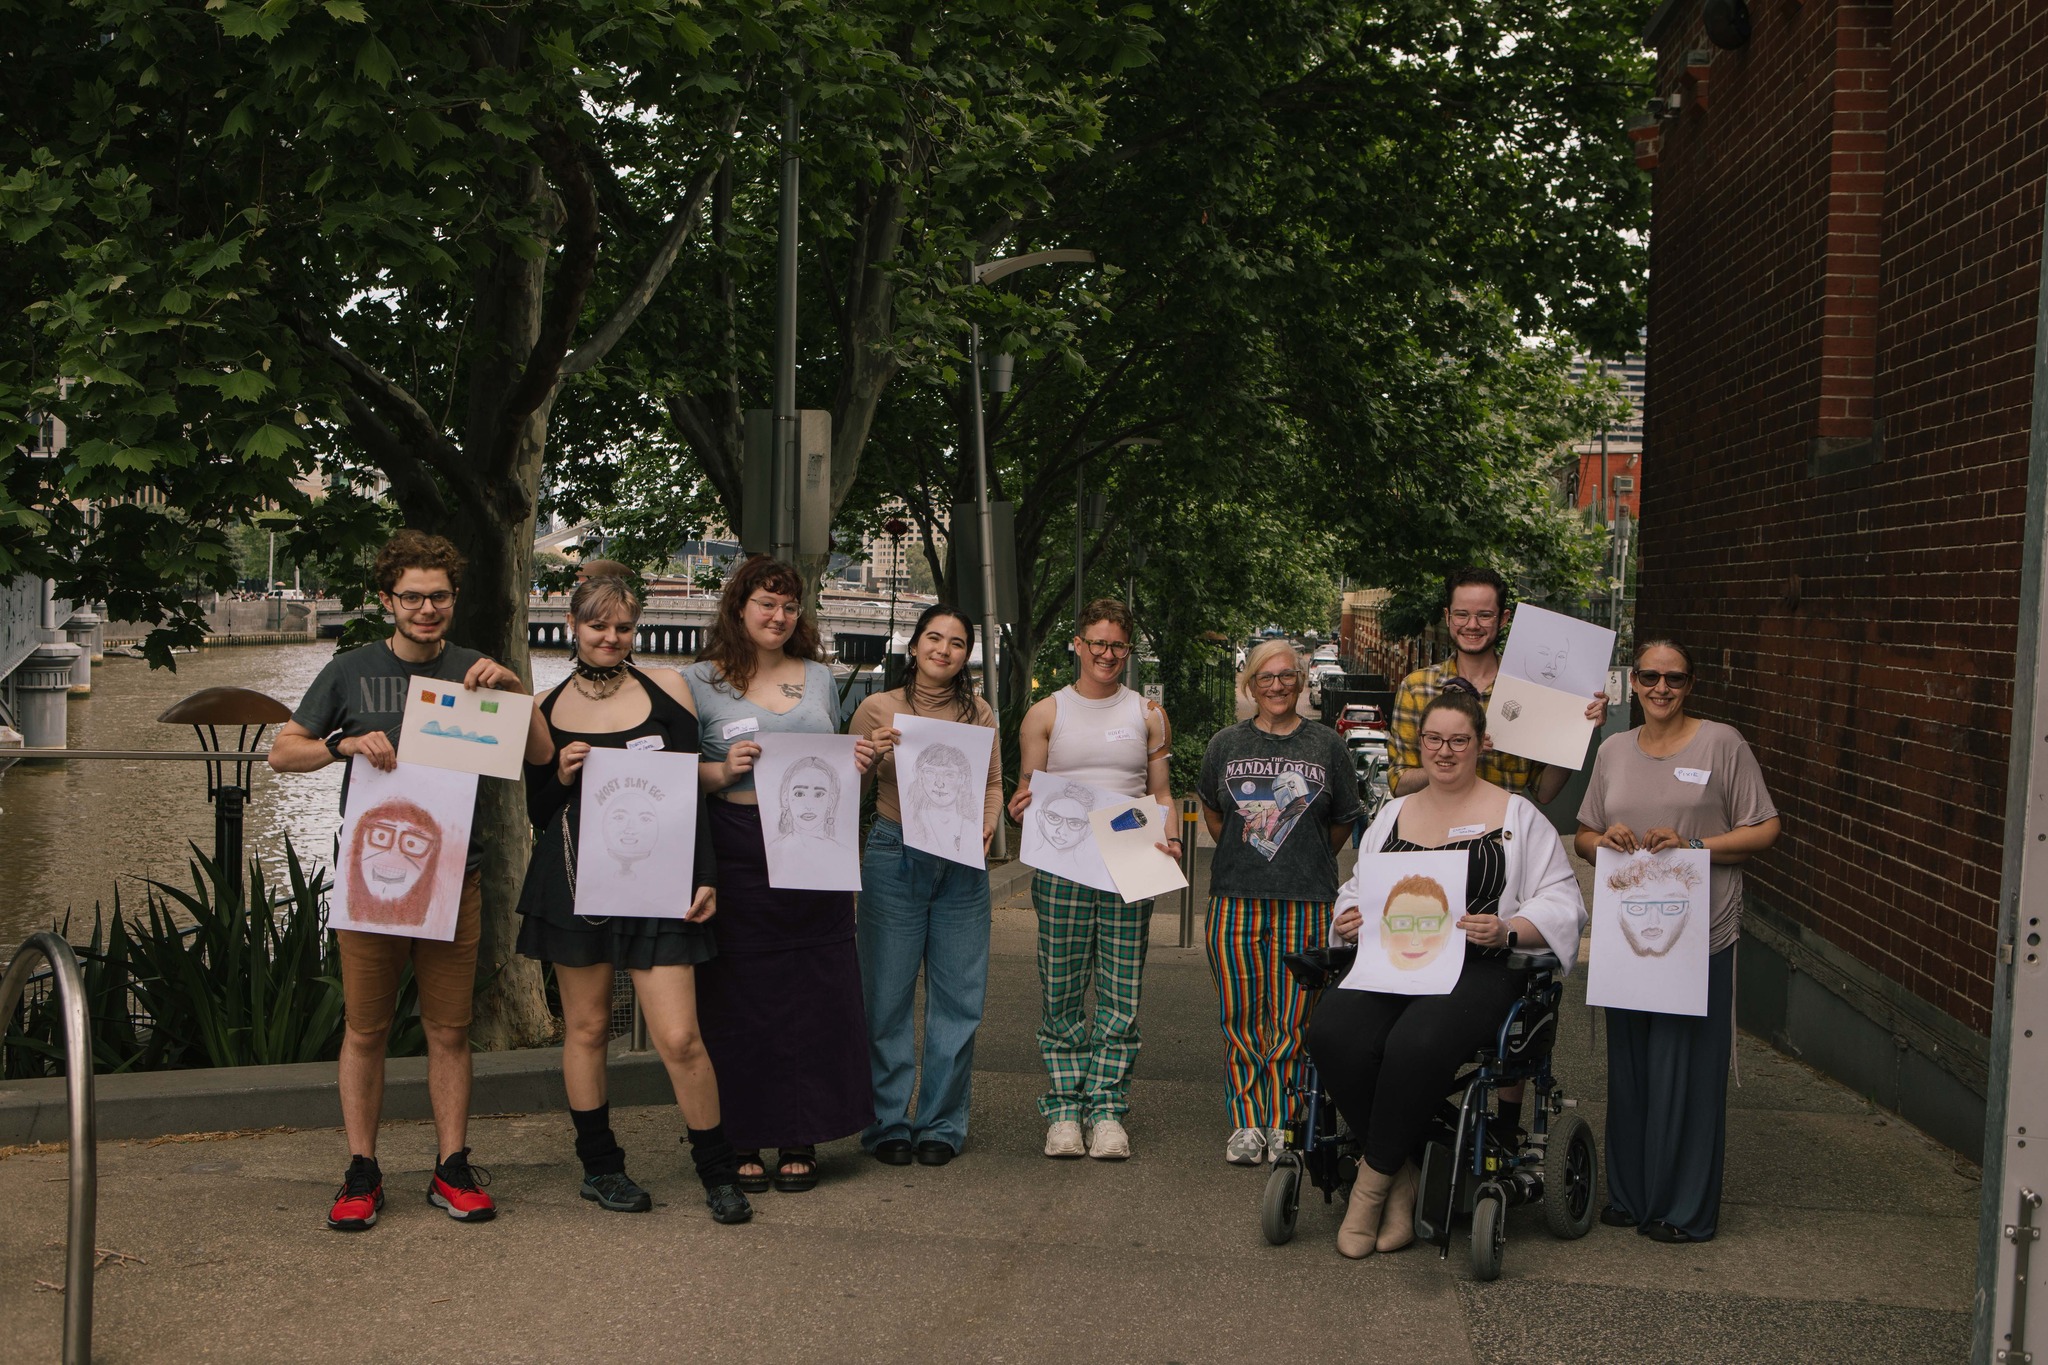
[1032,870,1152,1122]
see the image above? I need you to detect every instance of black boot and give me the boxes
[573,1104,650,1213]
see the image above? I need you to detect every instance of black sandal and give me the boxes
[734,1150,772,1194]
[772,1146,819,1193]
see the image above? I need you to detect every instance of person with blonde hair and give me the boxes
[1196,638,1362,1166]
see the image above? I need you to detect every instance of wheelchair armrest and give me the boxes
[1282,945,1358,990]
[1505,949,1561,975]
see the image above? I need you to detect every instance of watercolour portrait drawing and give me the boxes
[1336,849,1469,996]
[333,757,477,941]
[1585,847,1711,1016]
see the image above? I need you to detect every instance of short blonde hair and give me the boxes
[1237,639,1306,699]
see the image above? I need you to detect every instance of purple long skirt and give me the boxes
[694,800,872,1151]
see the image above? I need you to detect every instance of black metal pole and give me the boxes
[215,784,245,904]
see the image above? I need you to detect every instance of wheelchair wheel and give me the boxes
[1542,1111,1598,1239]
[1262,1156,1303,1246]
[1469,1185,1507,1282]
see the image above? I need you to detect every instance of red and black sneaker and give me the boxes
[327,1155,384,1231]
[427,1148,496,1223]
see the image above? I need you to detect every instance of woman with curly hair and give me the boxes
[688,556,876,1193]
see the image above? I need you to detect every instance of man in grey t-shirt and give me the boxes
[269,531,528,1234]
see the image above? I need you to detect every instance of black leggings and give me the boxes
[1306,953,1524,1176]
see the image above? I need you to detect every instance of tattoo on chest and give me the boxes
[778,682,804,699]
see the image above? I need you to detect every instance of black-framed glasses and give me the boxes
[389,590,454,610]
[1080,637,1133,659]
[1633,669,1692,689]
[1419,733,1474,753]
[1252,670,1299,688]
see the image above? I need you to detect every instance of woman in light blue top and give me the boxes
[686,555,875,1194]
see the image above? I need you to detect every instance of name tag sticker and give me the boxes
[1104,727,1137,743]
[1449,823,1487,839]
[1675,767,1711,786]
[722,717,761,741]
[626,736,665,752]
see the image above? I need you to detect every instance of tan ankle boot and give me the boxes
[1376,1161,1420,1252]
[1338,1166,1396,1259]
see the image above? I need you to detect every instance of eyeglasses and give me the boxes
[750,596,801,618]
[1044,811,1089,833]
[1448,610,1499,625]
[1080,637,1133,659]
[1622,900,1689,918]
[364,820,437,859]
[1384,912,1448,934]
[1252,670,1299,689]
[389,591,454,610]
[1418,733,1474,753]
[1633,669,1692,689]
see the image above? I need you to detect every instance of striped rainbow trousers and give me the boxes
[1205,896,1333,1131]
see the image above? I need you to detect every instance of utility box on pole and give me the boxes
[741,408,832,560]
[949,500,1019,625]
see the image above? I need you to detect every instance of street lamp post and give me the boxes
[966,248,1096,724]
[883,515,909,688]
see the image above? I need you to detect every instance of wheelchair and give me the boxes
[1260,942,1599,1280]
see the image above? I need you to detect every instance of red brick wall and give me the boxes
[1639,0,2048,1035]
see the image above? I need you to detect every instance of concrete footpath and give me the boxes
[0,853,1979,1363]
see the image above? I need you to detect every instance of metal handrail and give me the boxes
[0,932,97,1365]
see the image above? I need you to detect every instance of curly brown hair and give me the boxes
[373,530,465,595]
[1076,597,1135,640]
[699,555,822,695]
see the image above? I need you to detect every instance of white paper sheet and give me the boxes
[1486,672,1602,769]
[1017,775,1134,896]
[398,677,534,780]
[1585,848,1711,1016]
[1336,850,1470,996]
[1500,604,1616,701]
[573,747,702,919]
[332,757,476,941]
[893,713,993,867]
[754,733,864,892]
[1087,800,1186,902]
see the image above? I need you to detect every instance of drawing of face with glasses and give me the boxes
[348,800,445,926]
[1379,873,1455,971]
[1039,783,1097,851]
[1618,895,1693,957]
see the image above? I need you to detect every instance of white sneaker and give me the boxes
[1044,1120,1085,1158]
[1225,1128,1267,1166]
[1267,1127,1289,1162]
[1085,1118,1131,1161]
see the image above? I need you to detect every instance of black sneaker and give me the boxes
[704,1182,753,1225]
[581,1170,653,1213]
[327,1155,384,1231]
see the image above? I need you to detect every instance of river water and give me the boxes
[0,641,579,952]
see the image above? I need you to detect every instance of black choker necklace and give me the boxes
[571,655,630,699]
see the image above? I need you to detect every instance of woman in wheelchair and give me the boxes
[1307,690,1586,1258]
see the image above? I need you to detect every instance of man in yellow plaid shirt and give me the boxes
[1385,568,1603,804]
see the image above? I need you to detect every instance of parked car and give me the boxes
[1312,644,1340,665]
[1307,663,1346,708]
[1335,702,1384,735]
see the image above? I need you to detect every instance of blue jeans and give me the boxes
[858,818,992,1153]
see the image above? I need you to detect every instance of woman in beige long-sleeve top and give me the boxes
[850,604,1004,1166]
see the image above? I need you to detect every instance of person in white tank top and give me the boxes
[1008,598,1176,1161]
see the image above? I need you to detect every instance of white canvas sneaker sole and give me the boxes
[1085,1119,1131,1160]
[1044,1120,1085,1158]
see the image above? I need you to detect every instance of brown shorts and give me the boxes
[337,869,483,1032]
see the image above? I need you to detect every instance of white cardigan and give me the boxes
[1335,793,1589,975]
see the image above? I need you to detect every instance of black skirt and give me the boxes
[692,799,871,1150]
[514,805,716,971]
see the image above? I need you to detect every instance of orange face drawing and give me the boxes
[346,800,444,926]
[1378,874,1453,972]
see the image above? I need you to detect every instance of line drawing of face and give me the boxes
[1604,856,1702,959]
[347,799,443,927]
[1379,874,1453,972]
[1618,895,1692,956]
[603,788,659,876]
[1040,783,1095,851]
[1535,640,1568,683]
[913,743,973,814]
[777,756,841,842]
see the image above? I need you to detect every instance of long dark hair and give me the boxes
[903,603,980,721]
[700,555,822,695]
